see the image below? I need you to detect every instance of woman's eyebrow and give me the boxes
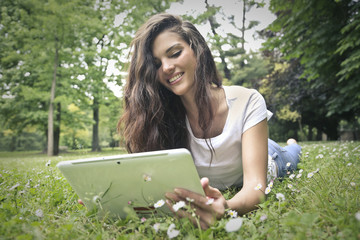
[165,43,182,53]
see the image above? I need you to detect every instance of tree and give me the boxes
[0,0,50,151]
[264,0,360,120]
[73,0,123,152]
[184,0,266,84]
[259,59,342,140]
[231,52,272,88]
[204,0,232,80]
[0,0,109,154]
[0,0,182,153]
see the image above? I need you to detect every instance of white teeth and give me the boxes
[169,73,183,83]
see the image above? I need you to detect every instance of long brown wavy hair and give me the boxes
[118,13,222,153]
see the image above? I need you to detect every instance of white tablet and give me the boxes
[56,148,204,218]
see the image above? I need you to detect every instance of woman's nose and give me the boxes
[162,61,175,74]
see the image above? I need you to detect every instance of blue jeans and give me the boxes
[268,139,302,178]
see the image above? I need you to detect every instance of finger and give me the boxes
[165,199,177,215]
[173,188,211,209]
[200,177,209,188]
[200,177,222,198]
[165,192,182,203]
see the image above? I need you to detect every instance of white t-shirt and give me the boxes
[186,86,269,190]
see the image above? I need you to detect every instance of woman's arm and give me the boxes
[226,119,268,214]
[165,119,268,229]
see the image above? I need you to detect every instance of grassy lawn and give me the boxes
[0,142,359,239]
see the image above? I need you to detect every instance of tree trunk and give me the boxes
[241,0,246,52]
[298,118,306,141]
[92,97,101,152]
[54,102,61,155]
[308,125,313,141]
[205,0,231,80]
[47,44,58,156]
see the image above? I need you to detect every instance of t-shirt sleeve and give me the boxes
[242,90,268,133]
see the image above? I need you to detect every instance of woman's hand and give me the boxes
[165,177,228,229]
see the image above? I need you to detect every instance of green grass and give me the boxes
[0,142,359,239]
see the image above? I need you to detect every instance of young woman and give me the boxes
[118,13,301,229]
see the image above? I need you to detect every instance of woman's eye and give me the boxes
[171,50,182,58]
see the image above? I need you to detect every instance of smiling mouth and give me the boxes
[168,73,184,84]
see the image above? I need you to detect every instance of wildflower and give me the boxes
[289,174,296,179]
[186,197,194,202]
[268,181,274,188]
[225,218,243,232]
[287,184,293,189]
[143,174,152,182]
[141,217,146,223]
[299,169,304,173]
[347,163,352,167]
[254,183,262,190]
[314,168,320,173]
[286,162,291,167]
[287,171,291,175]
[276,193,285,201]
[260,215,267,221]
[316,154,324,159]
[172,201,186,212]
[153,223,160,233]
[350,182,356,187]
[35,209,44,218]
[307,172,314,178]
[265,187,271,195]
[128,201,132,205]
[355,212,360,221]
[296,173,302,179]
[167,223,180,239]
[9,183,20,191]
[154,199,165,209]
[46,160,51,167]
[227,210,238,218]
[206,198,214,205]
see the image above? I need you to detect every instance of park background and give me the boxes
[0,1,360,239]
[0,0,359,154]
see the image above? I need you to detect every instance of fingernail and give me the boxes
[174,188,181,194]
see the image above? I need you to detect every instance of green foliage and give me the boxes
[264,0,360,117]
[0,0,180,152]
[0,142,359,239]
[276,105,300,122]
[0,129,45,151]
[259,58,346,140]
[184,0,269,84]
[230,52,272,88]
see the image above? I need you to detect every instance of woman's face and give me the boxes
[152,30,197,97]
